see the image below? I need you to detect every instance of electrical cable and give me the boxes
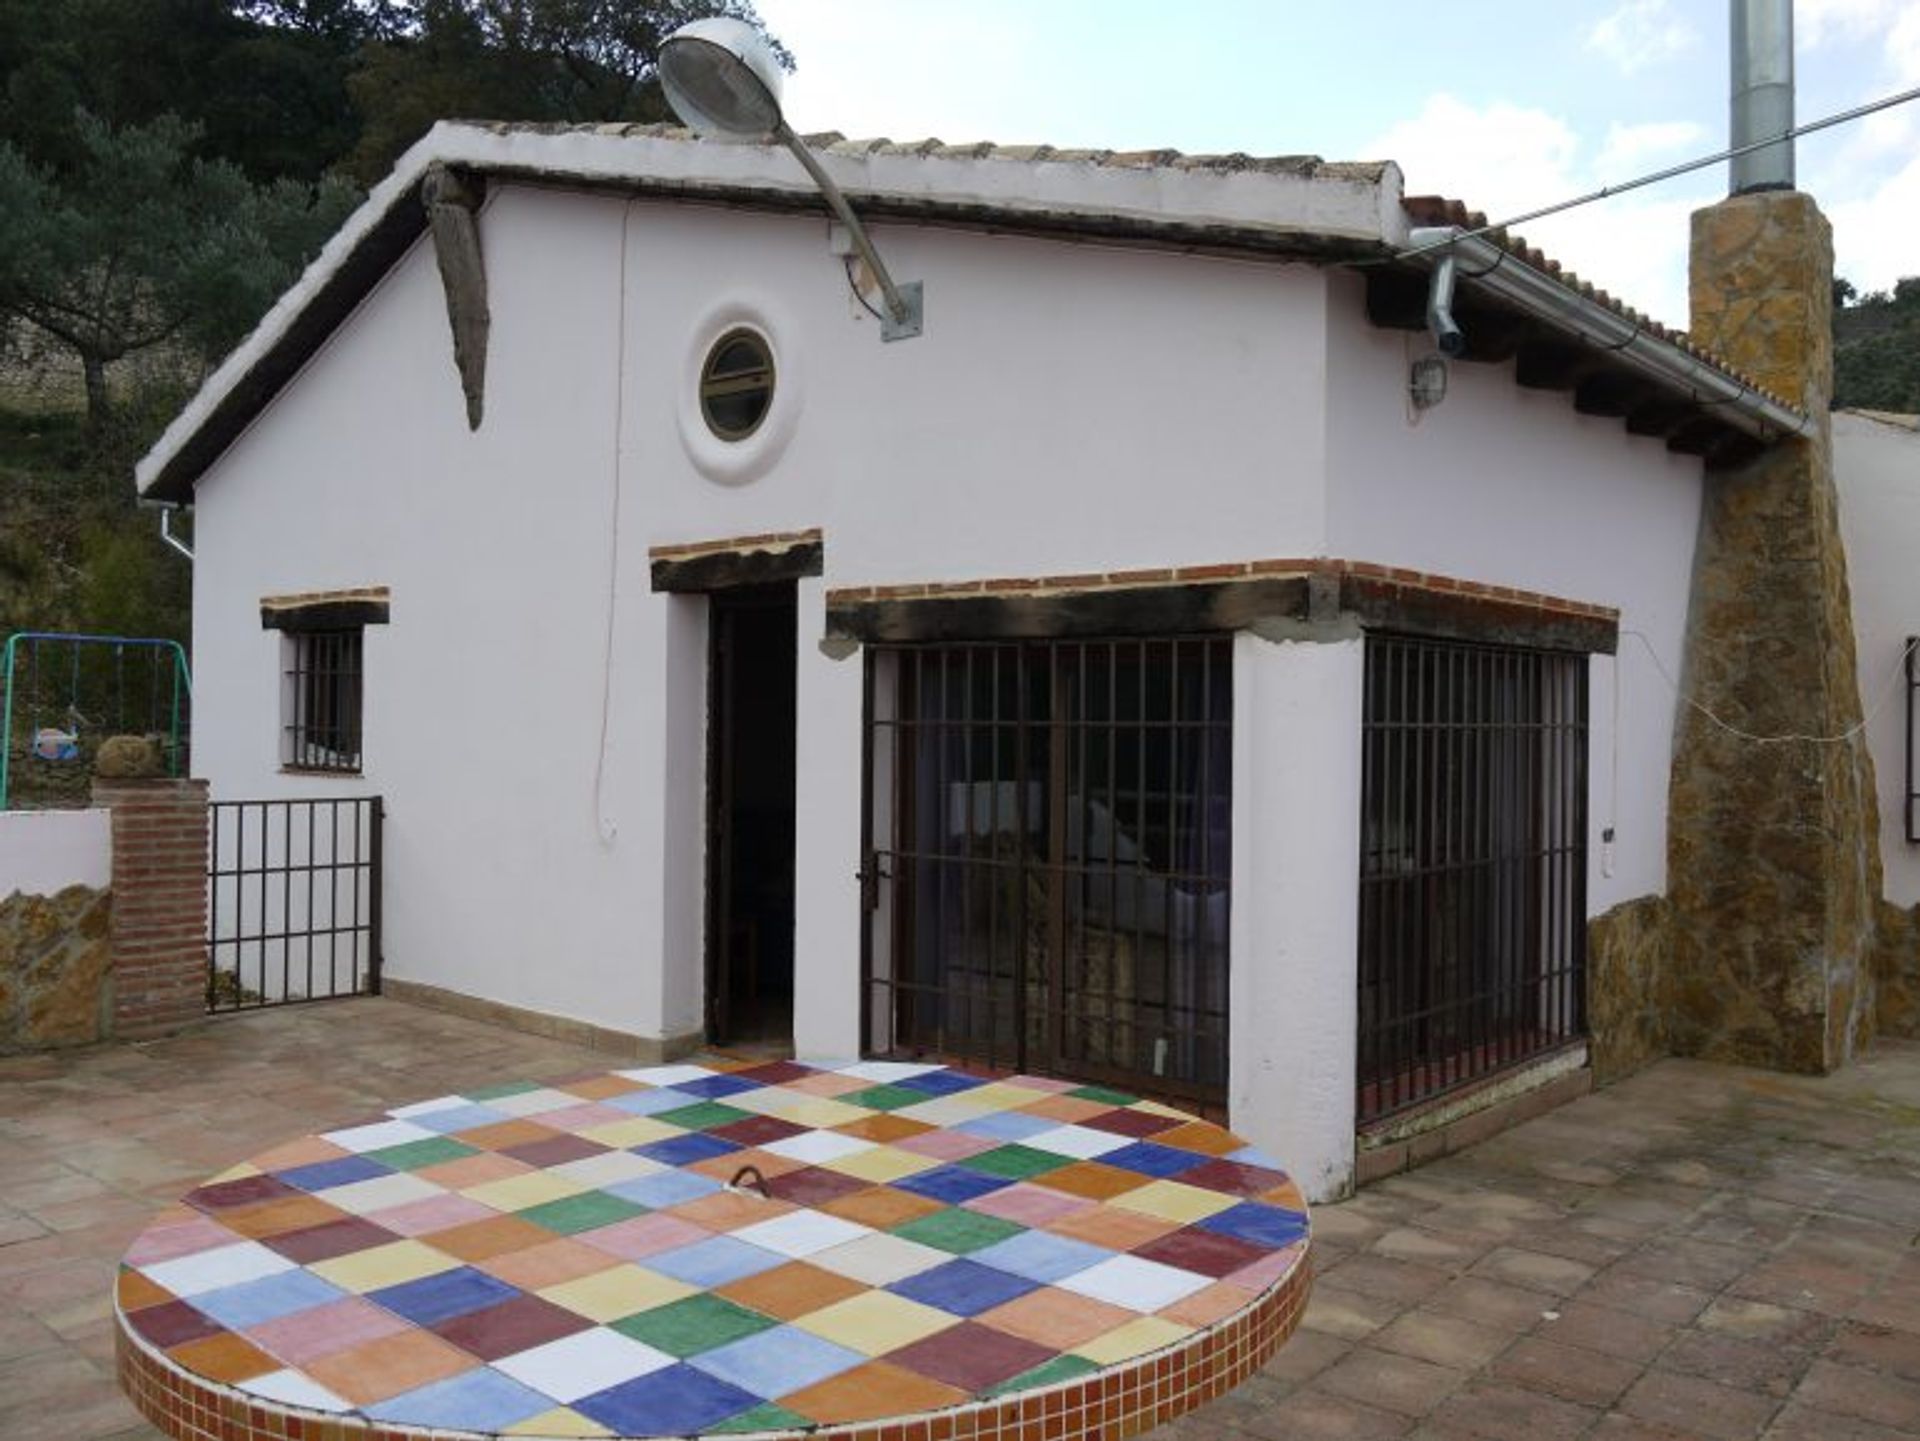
[592,200,635,846]
[1622,628,1917,747]
[843,253,887,323]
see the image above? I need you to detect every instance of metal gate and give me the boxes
[860,638,1232,1105]
[207,797,383,1012]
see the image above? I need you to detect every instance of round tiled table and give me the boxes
[115,1060,1312,1441]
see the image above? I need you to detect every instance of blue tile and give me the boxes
[888,1258,1040,1316]
[190,1270,345,1329]
[954,1111,1057,1142]
[667,1074,760,1100]
[1099,1141,1209,1179]
[275,1156,391,1192]
[636,1132,741,1166]
[894,1070,987,1097]
[644,1237,785,1288]
[1227,1143,1285,1170]
[370,1267,521,1327]
[577,1364,761,1433]
[1196,1201,1309,1249]
[407,1104,513,1135]
[690,1326,864,1397]
[606,1088,699,1117]
[968,1231,1114,1285]
[364,1368,553,1428]
[607,1170,721,1209]
[894,1164,1014,1205]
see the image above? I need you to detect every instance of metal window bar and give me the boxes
[207,796,383,1011]
[1356,634,1588,1124]
[284,630,363,772]
[860,637,1232,1106]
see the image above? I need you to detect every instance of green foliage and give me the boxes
[0,110,357,424]
[1834,277,1920,414]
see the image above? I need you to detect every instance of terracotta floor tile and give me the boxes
[978,1288,1138,1349]
[424,1213,554,1263]
[1153,1123,1244,1158]
[1035,1162,1152,1202]
[452,1119,565,1152]
[555,1076,646,1102]
[115,1268,173,1313]
[779,1358,969,1423]
[1046,1206,1180,1251]
[717,1260,871,1320]
[669,1191,800,1234]
[415,1152,536,1190]
[165,1331,279,1384]
[305,1327,476,1405]
[820,1187,943,1231]
[833,1114,935,1143]
[476,1237,621,1290]
[217,1194,353,1240]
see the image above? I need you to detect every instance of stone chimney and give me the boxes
[1665,7,1882,1071]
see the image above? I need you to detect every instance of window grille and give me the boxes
[1356,634,1587,1123]
[283,630,363,773]
[861,638,1232,1105]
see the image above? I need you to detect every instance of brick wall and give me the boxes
[94,778,209,1038]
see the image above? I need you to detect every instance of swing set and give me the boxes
[1,632,192,810]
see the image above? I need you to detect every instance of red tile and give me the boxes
[888,1322,1056,1392]
[431,1294,594,1360]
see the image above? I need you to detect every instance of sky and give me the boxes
[749,0,1920,327]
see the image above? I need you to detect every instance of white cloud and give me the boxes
[1824,148,1920,293]
[1595,119,1706,176]
[1585,0,1697,74]
[1801,0,1911,47]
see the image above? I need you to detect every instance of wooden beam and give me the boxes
[1365,269,1429,331]
[1573,369,1652,418]
[1625,398,1694,439]
[1515,341,1602,392]
[651,540,824,593]
[424,164,489,431]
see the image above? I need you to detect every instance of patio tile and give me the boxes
[778,1358,969,1424]
[493,1325,675,1402]
[1491,1335,1642,1408]
[1316,1344,1467,1417]
[716,1260,871,1320]
[611,1293,778,1357]
[430,1293,593,1360]
[793,1290,959,1356]
[690,1323,865,1395]
[575,1363,761,1434]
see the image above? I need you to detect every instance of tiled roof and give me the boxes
[1401,195,1795,415]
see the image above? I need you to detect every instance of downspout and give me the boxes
[1404,225,1811,441]
[1425,251,1465,357]
[143,499,193,562]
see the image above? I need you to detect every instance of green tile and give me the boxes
[988,1353,1101,1396]
[655,1101,754,1132]
[709,1402,813,1433]
[846,1084,928,1111]
[891,1208,1026,1254]
[365,1137,477,1171]
[1068,1085,1138,1105]
[516,1191,650,1234]
[960,1144,1072,1180]
[611,1294,778,1357]
[466,1080,543,1100]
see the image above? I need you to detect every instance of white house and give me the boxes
[136,121,1813,1201]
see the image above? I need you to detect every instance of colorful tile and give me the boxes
[888,1258,1040,1317]
[808,1232,953,1287]
[977,1288,1138,1350]
[820,1185,943,1231]
[575,1363,760,1434]
[365,1366,554,1428]
[504,1405,616,1437]
[540,1264,697,1322]
[141,1240,296,1297]
[792,1289,958,1356]
[365,1192,497,1237]
[894,1164,1014,1205]
[516,1190,650,1236]
[367,1136,479,1171]
[891,1208,1026,1256]
[460,1170,588,1212]
[304,1327,476,1405]
[431,1294,594,1361]
[312,1172,444,1216]
[689,1323,864,1395]
[494,1325,675,1402]
[1197,1199,1310,1248]
[968,1230,1114,1283]
[244,1295,411,1367]
[645,1235,785,1288]
[761,1130,876,1166]
[887,1320,1055,1390]
[605,1168,721,1209]
[368,1265,520,1326]
[481,1237,629,1291]
[1055,1254,1210,1312]
[1109,1178,1240,1224]
[418,1213,554,1263]
[822,1144,940,1184]
[190,1269,347,1330]
[322,1119,442,1153]
[307,1238,460,1293]
[234,1368,352,1411]
[777,1358,968,1424]
[730,1209,871,1259]
[127,1298,224,1349]
[715,1261,871,1321]
[610,1293,778,1357]
[964,1181,1096,1226]
[1071,1314,1194,1364]
[636,1131,741,1166]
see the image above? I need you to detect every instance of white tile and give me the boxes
[314,1172,443,1215]
[760,1131,875,1165]
[833,1060,942,1082]
[613,1064,718,1087]
[1056,1254,1211,1312]
[141,1241,295,1298]
[730,1210,872,1259]
[485,1088,582,1117]
[807,1233,951,1286]
[549,1151,665,1189]
[319,1119,440,1153]
[388,1096,470,1120]
[894,1094,997,1127]
[1023,1124,1132,1160]
[236,1369,353,1412]
[494,1326,675,1403]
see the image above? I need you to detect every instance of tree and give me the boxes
[344,0,790,184]
[1834,276,1920,414]
[0,110,357,427]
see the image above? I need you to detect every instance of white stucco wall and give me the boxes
[1834,411,1920,907]
[1321,271,1703,918]
[0,808,111,896]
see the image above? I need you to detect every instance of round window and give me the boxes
[699,328,776,441]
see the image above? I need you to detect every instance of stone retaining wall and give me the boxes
[0,883,113,1050]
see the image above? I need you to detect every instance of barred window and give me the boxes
[282,630,363,773]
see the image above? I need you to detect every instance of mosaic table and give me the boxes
[115,1060,1311,1441]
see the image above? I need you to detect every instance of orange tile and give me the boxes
[166,1333,278,1384]
[1045,1207,1179,1251]
[667,1190,798,1232]
[780,1359,968,1424]
[423,1214,554,1263]
[452,1119,564,1151]
[716,1261,870,1321]
[979,1289,1137,1349]
[820,1187,943,1230]
[686,1148,808,1184]
[1258,1180,1307,1211]
[416,1152,534,1190]
[1016,1095,1113,1125]
[247,1136,352,1171]
[116,1269,173,1313]
[833,1113,934,1143]
[218,1195,351,1239]
[479,1238,620,1290]
[555,1075,644,1101]
[306,1329,474,1405]
[1033,1162,1149,1202]
[1151,1123,1242,1158]
[1158,1281,1253,1328]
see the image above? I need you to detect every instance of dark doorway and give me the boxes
[706,583,798,1048]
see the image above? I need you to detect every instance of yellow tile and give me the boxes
[1134,1100,1196,1119]
[206,1162,262,1183]
[1072,1315,1194,1365]
[792,1291,958,1356]
[960,1082,1051,1112]
[779,1097,868,1129]
[1108,1179,1238,1224]
[540,1265,696,1322]
[894,1094,996,1127]
[577,1116,680,1149]
[461,1171,588,1212]
[824,1145,938,1184]
[504,1407,614,1437]
[308,1239,460,1293]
